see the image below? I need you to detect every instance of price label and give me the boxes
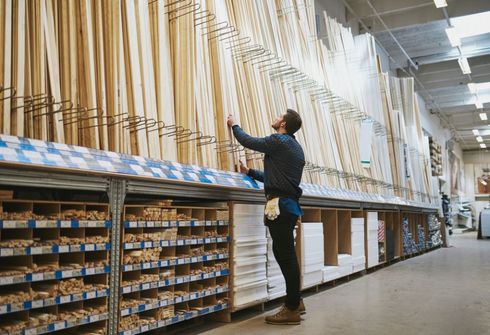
[175,297,182,303]
[60,295,71,304]
[86,291,96,299]
[122,286,131,294]
[84,244,95,251]
[54,321,65,330]
[177,258,184,265]
[90,315,100,322]
[71,245,81,252]
[0,248,13,257]
[3,220,17,228]
[62,270,73,278]
[121,309,130,317]
[141,325,149,332]
[142,263,151,270]
[85,267,95,275]
[144,242,152,248]
[142,283,150,290]
[0,305,7,314]
[73,293,83,301]
[191,257,198,263]
[203,273,209,279]
[30,247,43,255]
[58,245,69,253]
[45,297,56,305]
[31,300,43,309]
[24,328,37,335]
[60,220,71,228]
[176,277,184,284]
[147,221,155,227]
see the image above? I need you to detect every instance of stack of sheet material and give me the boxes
[351,218,366,273]
[266,230,286,300]
[300,222,324,289]
[402,218,417,255]
[417,225,426,251]
[338,254,354,278]
[367,212,379,268]
[322,265,341,282]
[232,204,268,309]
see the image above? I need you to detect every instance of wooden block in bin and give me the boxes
[0,190,13,200]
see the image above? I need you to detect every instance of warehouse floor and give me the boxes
[189,232,490,335]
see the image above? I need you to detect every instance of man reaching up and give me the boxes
[227,109,306,325]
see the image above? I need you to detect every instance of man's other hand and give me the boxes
[239,160,249,175]
[227,114,237,128]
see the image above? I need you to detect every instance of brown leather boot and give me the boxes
[297,299,306,315]
[265,306,301,325]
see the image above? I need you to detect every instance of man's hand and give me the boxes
[227,114,237,128]
[239,160,249,175]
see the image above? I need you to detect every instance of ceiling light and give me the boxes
[433,0,447,8]
[452,12,490,39]
[457,57,471,74]
[480,143,487,148]
[445,27,461,47]
[473,129,480,135]
[476,99,483,109]
[468,83,477,94]
[476,136,483,142]
[480,113,488,121]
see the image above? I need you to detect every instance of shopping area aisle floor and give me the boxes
[190,233,490,335]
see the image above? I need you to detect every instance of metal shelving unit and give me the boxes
[0,135,438,335]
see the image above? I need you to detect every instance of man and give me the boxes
[227,109,306,325]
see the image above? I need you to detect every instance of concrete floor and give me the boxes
[187,232,490,335]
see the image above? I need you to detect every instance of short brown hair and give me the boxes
[284,109,302,134]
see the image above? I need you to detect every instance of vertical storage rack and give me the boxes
[0,135,440,334]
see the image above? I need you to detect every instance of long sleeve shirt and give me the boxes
[232,125,305,216]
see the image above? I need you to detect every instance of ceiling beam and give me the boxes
[412,43,490,65]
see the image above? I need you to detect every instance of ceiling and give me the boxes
[344,0,490,150]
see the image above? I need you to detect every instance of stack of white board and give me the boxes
[367,212,380,268]
[338,254,354,277]
[232,204,268,308]
[300,222,324,289]
[322,265,341,282]
[351,218,366,273]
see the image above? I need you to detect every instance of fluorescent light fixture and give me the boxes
[452,12,490,39]
[476,136,483,142]
[445,27,461,47]
[457,57,471,74]
[480,143,487,148]
[433,0,447,8]
[476,99,483,109]
[480,113,488,121]
[468,82,490,95]
[468,83,477,94]
[473,129,480,135]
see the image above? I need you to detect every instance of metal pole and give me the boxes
[107,178,126,335]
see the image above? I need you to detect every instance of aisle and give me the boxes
[191,233,490,335]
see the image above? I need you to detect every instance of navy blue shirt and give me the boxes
[232,125,305,217]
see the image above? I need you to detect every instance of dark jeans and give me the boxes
[266,212,301,310]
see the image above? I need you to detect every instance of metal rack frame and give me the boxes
[0,164,437,335]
